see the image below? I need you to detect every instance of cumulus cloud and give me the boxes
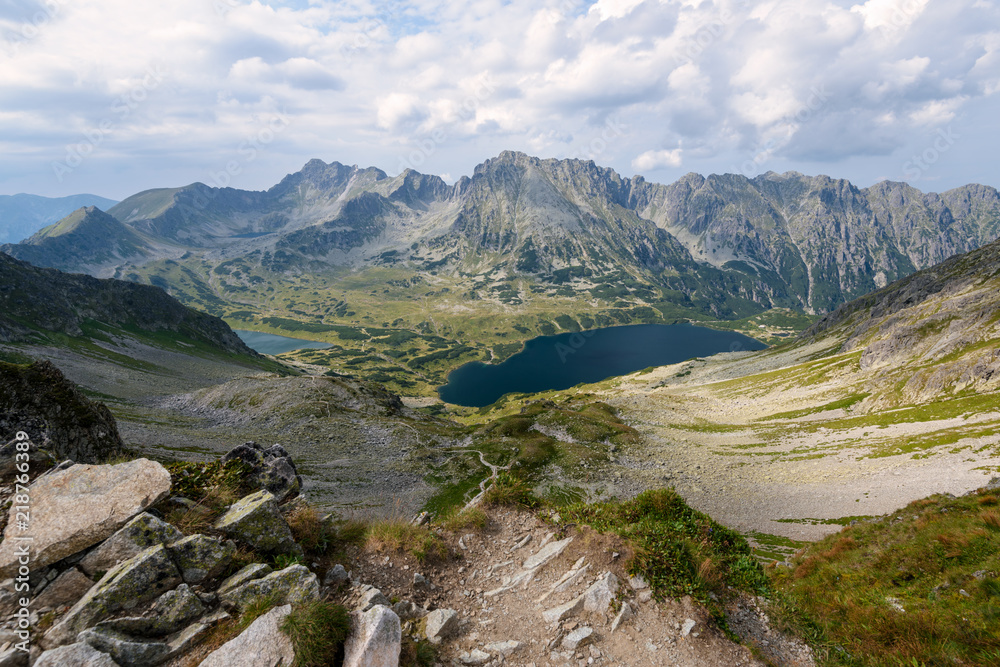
[0,0,997,197]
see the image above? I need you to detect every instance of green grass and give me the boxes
[561,488,769,605]
[280,600,352,667]
[771,487,1000,666]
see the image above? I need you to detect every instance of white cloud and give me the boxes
[0,0,997,197]
[633,148,683,171]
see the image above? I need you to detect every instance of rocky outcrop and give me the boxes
[79,514,183,577]
[213,490,302,556]
[0,360,123,465]
[221,442,302,501]
[0,459,171,576]
[342,605,401,667]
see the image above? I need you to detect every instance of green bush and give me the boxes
[280,600,352,667]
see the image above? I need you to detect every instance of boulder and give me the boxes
[33,567,94,611]
[79,513,183,577]
[610,601,633,632]
[34,642,119,667]
[79,620,211,667]
[218,563,272,595]
[200,604,295,667]
[44,545,182,648]
[583,572,618,615]
[97,584,205,637]
[222,442,302,501]
[78,628,170,667]
[357,587,390,611]
[343,605,401,667]
[0,459,171,577]
[562,626,594,650]
[541,595,584,624]
[213,490,302,556]
[219,565,319,612]
[424,608,459,645]
[324,564,349,587]
[165,534,233,584]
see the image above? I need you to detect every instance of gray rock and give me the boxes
[0,460,171,577]
[522,536,573,571]
[213,490,302,556]
[33,568,93,611]
[424,608,459,644]
[79,513,183,577]
[200,604,294,667]
[610,601,633,632]
[0,646,26,667]
[33,642,119,667]
[97,584,205,637]
[541,595,584,624]
[324,563,349,587]
[681,618,697,637]
[484,640,521,656]
[343,605,401,667]
[358,587,391,611]
[583,572,618,615]
[459,649,490,664]
[628,575,649,590]
[218,563,272,595]
[562,626,594,650]
[166,534,233,584]
[220,564,319,612]
[79,627,170,667]
[43,545,182,648]
[222,442,302,501]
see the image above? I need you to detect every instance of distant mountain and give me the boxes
[0,193,118,243]
[3,153,999,320]
[0,251,254,357]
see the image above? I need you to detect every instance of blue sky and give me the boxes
[1,0,998,200]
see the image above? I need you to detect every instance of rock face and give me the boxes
[200,604,295,667]
[34,642,119,667]
[79,513,184,577]
[0,360,124,464]
[165,534,233,585]
[0,459,172,576]
[219,565,319,611]
[214,490,302,556]
[222,442,302,501]
[44,544,182,647]
[343,604,402,667]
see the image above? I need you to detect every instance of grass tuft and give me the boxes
[280,600,352,667]
[439,506,489,532]
[483,471,541,509]
[364,519,446,563]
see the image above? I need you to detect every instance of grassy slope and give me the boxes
[772,485,1000,666]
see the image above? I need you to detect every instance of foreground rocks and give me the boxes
[0,459,171,577]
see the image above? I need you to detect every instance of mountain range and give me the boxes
[0,193,118,244]
[4,152,999,323]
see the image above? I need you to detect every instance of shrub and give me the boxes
[364,520,446,563]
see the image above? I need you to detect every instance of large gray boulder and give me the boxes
[343,604,401,667]
[96,584,205,637]
[222,441,302,501]
[200,604,295,667]
[165,534,233,584]
[43,545,182,648]
[214,490,302,556]
[219,565,319,612]
[0,460,171,577]
[218,563,272,596]
[79,513,184,577]
[34,642,119,667]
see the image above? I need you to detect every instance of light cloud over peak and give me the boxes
[0,0,997,199]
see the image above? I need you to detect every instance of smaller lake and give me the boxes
[438,323,766,407]
[235,330,333,355]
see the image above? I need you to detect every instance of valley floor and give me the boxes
[584,340,1000,542]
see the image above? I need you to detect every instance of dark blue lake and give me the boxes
[438,324,766,407]
[235,330,333,355]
